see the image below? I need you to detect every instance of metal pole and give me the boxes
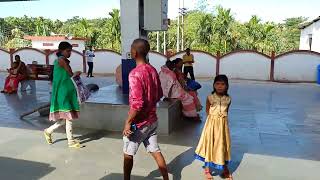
[181,0,184,51]
[157,31,160,52]
[177,0,180,52]
[163,31,166,54]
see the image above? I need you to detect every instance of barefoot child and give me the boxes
[43,41,81,149]
[195,75,233,180]
[122,39,169,180]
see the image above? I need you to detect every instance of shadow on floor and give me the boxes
[0,156,55,180]
[76,130,107,144]
[100,173,159,180]
[147,147,195,180]
[53,130,107,144]
[146,147,244,180]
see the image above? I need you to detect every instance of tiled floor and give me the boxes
[0,73,320,180]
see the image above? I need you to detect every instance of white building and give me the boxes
[299,16,320,52]
[24,36,88,52]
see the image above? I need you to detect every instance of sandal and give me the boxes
[204,169,213,180]
[68,140,81,149]
[221,169,233,180]
[43,130,53,145]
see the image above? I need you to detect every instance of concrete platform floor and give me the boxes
[0,73,320,180]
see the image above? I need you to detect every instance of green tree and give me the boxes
[212,6,234,53]
[0,18,8,47]
[281,17,307,51]
[5,28,31,48]
[196,14,214,51]
[109,9,121,49]
[35,17,50,36]
[0,8,306,54]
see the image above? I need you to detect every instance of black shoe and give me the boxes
[90,75,94,77]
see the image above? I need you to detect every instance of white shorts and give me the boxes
[123,121,160,156]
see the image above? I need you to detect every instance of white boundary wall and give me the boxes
[274,52,320,81]
[0,50,10,71]
[13,49,46,65]
[220,52,271,80]
[1,48,320,82]
[92,51,121,74]
[170,51,217,78]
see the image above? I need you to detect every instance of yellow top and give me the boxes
[182,54,194,67]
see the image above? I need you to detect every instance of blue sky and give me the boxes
[0,0,318,22]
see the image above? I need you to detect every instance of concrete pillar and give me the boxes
[44,49,50,65]
[82,50,87,73]
[120,0,167,94]
[216,51,221,76]
[120,0,141,94]
[270,51,275,81]
[9,48,15,66]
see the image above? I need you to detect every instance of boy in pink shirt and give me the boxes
[122,39,169,180]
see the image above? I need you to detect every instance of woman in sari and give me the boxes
[1,62,20,94]
[172,58,202,112]
[159,60,200,120]
[15,55,28,81]
[1,55,29,94]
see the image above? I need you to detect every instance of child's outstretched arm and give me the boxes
[206,97,210,115]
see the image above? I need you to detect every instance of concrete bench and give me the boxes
[18,64,53,92]
[27,64,54,81]
[74,85,182,135]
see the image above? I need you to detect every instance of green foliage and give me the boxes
[149,7,304,55]
[5,28,31,48]
[0,10,121,51]
[0,7,305,55]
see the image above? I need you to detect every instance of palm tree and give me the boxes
[0,18,7,46]
[109,9,121,49]
[244,15,262,50]
[90,30,99,47]
[258,23,275,53]
[35,17,50,36]
[197,14,214,45]
[229,22,244,50]
[77,18,92,38]
[213,6,234,53]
